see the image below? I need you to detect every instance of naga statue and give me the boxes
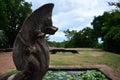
[0,3,58,80]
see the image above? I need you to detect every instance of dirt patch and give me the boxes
[0,52,15,74]
[79,51,103,57]
[90,52,103,57]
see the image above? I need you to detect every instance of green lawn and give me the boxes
[50,48,120,74]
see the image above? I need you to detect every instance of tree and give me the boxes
[64,27,96,48]
[104,26,120,53]
[91,1,120,40]
[0,0,8,47]
[0,30,7,48]
[108,1,120,9]
[48,41,65,48]
[63,29,77,47]
[0,0,32,47]
[91,1,120,53]
[72,27,96,48]
[0,0,8,30]
[63,29,77,40]
[91,12,113,40]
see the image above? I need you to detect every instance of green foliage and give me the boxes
[91,1,120,53]
[103,26,120,53]
[0,0,32,47]
[44,70,108,80]
[91,11,115,40]
[0,30,7,47]
[6,70,108,80]
[81,70,108,80]
[64,27,97,48]
[48,41,66,48]
[91,1,120,40]
[0,0,8,28]
[63,29,77,40]
[94,43,103,49]
[5,70,20,76]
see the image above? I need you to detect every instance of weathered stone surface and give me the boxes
[12,3,57,80]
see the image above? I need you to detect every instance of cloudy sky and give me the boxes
[26,0,117,42]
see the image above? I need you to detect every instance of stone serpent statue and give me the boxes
[0,3,58,80]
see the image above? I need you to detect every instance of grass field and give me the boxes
[50,48,120,74]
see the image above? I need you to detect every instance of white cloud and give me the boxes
[25,0,117,42]
[49,31,67,42]
[53,31,65,38]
